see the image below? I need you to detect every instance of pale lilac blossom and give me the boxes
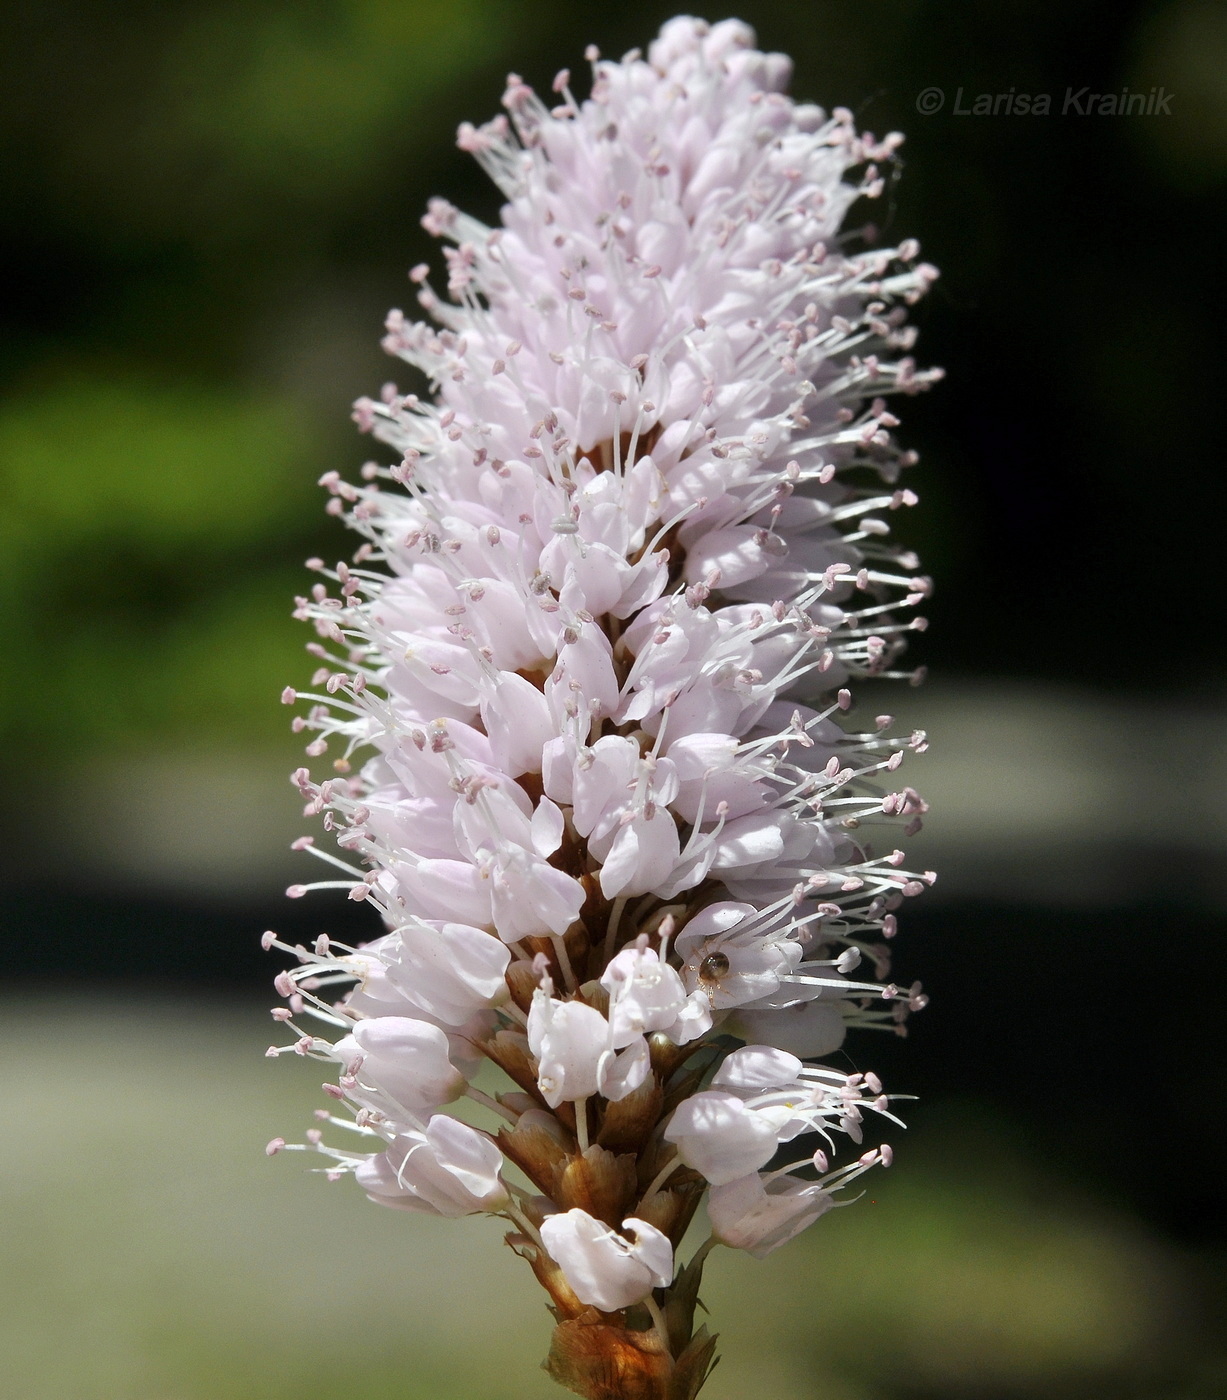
[600,941,712,1046]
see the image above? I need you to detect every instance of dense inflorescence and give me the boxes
[265,18,938,1400]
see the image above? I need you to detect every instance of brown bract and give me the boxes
[489,1023,718,1397]
[505,1234,718,1400]
[546,1313,718,1400]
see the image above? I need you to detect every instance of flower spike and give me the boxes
[266,18,939,1399]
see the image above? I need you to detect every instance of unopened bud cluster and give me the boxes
[267,19,937,1400]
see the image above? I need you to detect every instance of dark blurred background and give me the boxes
[2,3,1225,1398]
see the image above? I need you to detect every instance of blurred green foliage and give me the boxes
[0,0,513,757]
[22,0,500,255]
[0,377,304,547]
[0,372,315,749]
[0,0,505,257]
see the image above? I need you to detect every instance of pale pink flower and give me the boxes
[540,1210,674,1312]
[600,942,712,1046]
[356,1116,509,1216]
[332,1016,466,1114]
[707,1173,835,1257]
[527,977,651,1107]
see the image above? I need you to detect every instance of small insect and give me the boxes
[698,951,731,987]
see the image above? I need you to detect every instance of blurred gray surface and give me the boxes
[0,998,1195,1400]
[888,681,1227,905]
[25,680,1227,907]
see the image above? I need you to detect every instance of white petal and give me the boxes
[385,921,510,1025]
[708,1173,833,1258]
[530,796,566,858]
[481,672,555,777]
[598,1036,651,1102]
[540,1209,658,1313]
[622,1217,674,1289]
[598,809,681,898]
[728,1001,848,1058]
[712,1045,803,1093]
[663,1091,779,1185]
